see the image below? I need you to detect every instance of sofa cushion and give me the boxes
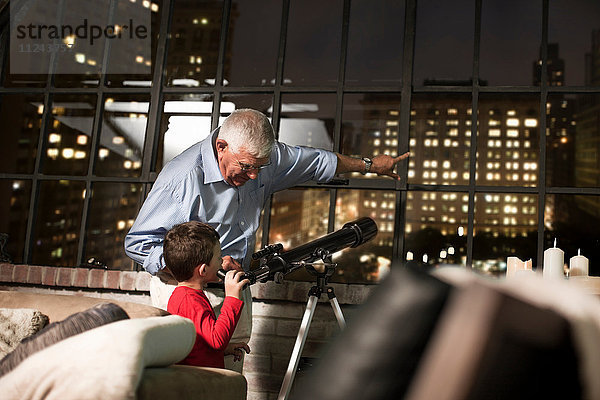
[0,308,49,358]
[0,302,129,377]
[0,315,196,400]
[0,291,169,321]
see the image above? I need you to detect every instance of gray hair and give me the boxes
[218,109,275,158]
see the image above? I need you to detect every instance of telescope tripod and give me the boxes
[277,263,346,400]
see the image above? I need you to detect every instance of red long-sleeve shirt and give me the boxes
[167,285,244,368]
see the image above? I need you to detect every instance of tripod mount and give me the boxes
[277,250,346,400]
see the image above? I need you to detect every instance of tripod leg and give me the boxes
[278,295,319,400]
[327,287,346,329]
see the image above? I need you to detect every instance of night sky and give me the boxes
[226,0,600,87]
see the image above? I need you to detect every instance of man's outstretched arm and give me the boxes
[335,152,410,180]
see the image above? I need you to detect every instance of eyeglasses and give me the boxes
[232,153,271,172]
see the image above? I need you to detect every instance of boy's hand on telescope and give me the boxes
[224,270,250,299]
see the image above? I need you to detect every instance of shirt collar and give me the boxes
[201,127,224,184]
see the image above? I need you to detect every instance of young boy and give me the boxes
[165,221,250,369]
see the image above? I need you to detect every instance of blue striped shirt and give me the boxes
[124,130,338,275]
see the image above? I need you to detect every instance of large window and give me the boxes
[1,0,599,283]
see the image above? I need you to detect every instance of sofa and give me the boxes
[0,290,247,400]
[293,265,600,400]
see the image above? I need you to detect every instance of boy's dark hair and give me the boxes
[163,221,220,282]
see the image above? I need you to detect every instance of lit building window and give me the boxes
[524,118,537,127]
[506,118,520,127]
[62,148,74,159]
[47,148,59,159]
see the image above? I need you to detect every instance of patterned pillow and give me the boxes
[0,302,129,377]
[0,308,49,358]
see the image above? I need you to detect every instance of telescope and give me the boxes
[217,217,378,285]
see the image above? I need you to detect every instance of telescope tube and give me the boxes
[278,217,377,265]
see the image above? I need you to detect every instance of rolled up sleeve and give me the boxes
[124,185,186,275]
[270,142,338,192]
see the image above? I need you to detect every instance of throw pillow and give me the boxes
[0,315,196,400]
[0,302,129,377]
[0,308,49,358]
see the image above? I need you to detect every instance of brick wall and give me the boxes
[0,263,375,400]
[0,263,152,292]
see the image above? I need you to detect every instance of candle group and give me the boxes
[505,240,590,279]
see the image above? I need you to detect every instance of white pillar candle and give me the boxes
[506,256,524,278]
[543,238,564,279]
[569,249,589,277]
[506,257,532,278]
[507,257,534,278]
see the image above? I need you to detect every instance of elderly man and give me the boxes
[125,108,408,371]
